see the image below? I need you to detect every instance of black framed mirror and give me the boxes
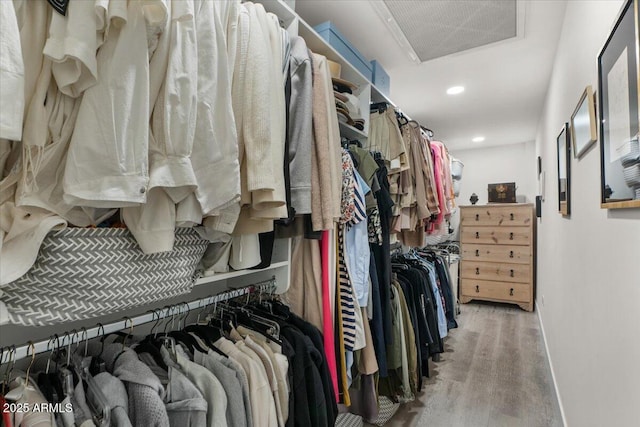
[597,0,640,209]
[557,123,571,216]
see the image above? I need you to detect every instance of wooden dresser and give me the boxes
[459,204,535,311]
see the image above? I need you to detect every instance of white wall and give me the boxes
[534,1,640,426]
[451,141,536,205]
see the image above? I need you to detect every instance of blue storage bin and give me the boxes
[314,21,372,81]
[371,60,390,96]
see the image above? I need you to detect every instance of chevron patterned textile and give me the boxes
[2,227,208,325]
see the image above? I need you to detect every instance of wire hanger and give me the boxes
[370,102,388,114]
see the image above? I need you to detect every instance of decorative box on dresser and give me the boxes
[459,204,535,311]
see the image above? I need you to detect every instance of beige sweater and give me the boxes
[310,52,342,231]
[233,3,287,235]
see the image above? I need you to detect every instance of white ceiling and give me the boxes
[295,0,568,151]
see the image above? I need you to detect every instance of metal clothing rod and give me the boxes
[4,277,277,361]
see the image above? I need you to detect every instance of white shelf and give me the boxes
[297,19,371,90]
[371,84,395,106]
[195,261,289,286]
[339,122,367,140]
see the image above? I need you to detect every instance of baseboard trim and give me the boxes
[536,304,568,427]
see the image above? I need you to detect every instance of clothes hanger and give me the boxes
[168,303,209,354]
[234,290,288,340]
[3,343,36,402]
[134,310,168,371]
[215,301,243,338]
[420,125,434,138]
[370,102,388,114]
[395,110,409,126]
[1,346,16,397]
[90,325,107,376]
[248,287,289,323]
[110,318,134,368]
[184,327,228,357]
[184,300,228,356]
[136,306,207,357]
[231,298,282,343]
[252,286,283,340]
[137,306,175,348]
[54,332,77,399]
[66,330,111,427]
[78,367,111,427]
[37,336,64,406]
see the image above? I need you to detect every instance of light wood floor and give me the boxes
[379,301,563,427]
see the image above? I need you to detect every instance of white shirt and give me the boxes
[63,0,167,208]
[0,0,24,141]
[190,0,241,219]
[43,0,107,98]
[122,0,199,254]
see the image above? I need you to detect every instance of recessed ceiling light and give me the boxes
[447,86,465,95]
[472,136,485,143]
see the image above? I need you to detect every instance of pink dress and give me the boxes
[321,230,339,401]
[427,144,446,233]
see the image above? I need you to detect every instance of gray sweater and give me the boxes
[137,349,208,427]
[90,372,132,427]
[194,349,248,427]
[287,36,313,214]
[103,344,170,427]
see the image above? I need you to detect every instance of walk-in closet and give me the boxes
[0,1,638,426]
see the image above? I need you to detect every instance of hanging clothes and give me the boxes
[310,53,342,231]
[370,159,395,351]
[0,0,24,141]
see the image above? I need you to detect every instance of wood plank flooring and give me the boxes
[377,301,563,427]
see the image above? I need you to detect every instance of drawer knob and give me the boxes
[475,285,479,293]
[510,288,514,296]
[509,232,514,240]
[475,214,479,221]
[510,213,514,220]
[475,249,480,257]
[509,251,514,258]
[475,267,480,275]
[475,232,480,239]
[510,269,514,277]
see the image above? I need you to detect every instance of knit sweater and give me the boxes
[310,52,342,231]
[233,2,287,234]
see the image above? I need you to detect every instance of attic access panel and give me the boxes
[383,0,517,62]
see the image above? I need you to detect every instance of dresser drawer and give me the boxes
[461,226,531,246]
[461,243,531,264]
[461,261,530,283]
[461,279,530,303]
[461,206,532,227]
